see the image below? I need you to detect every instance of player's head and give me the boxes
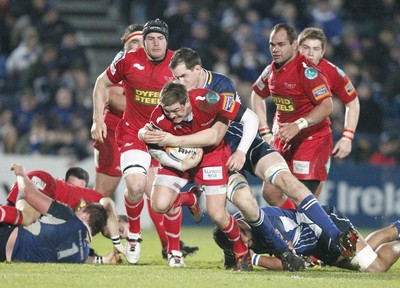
[269,23,298,67]
[159,82,190,124]
[65,167,89,188]
[78,203,108,236]
[101,215,129,238]
[170,47,203,90]
[143,18,169,61]
[298,27,327,65]
[121,23,144,52]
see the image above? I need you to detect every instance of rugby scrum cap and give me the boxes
[143,18,169,40]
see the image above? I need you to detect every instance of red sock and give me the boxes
[0,206,23,225]
[222,215,247,257]
[280,198,296,210]
[146,198,168,248]
[124,197,144,235]
[172,192,195,209]
[163,207,182,253]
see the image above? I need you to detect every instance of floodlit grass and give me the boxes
[1,227,399,288]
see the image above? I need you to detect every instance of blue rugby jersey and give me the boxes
[11,201,91,263]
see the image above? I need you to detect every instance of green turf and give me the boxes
[1,227,400,288]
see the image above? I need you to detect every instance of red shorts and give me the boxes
[274,133,332,181]
[93,129,121,177]
[116,119,160,167]
[158,144,230,186]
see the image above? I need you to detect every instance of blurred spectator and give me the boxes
[47,86,76,130]
[6,26,42,89]
[0,108,18,153]
[58,30,89,73]
[310,0,343,47]
[12,88,42,137]
[369,131,400,166]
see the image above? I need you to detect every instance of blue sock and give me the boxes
[298,195,341,240]
[248,208,288,253]
[392,220,400,240]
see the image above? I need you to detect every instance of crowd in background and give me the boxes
[0,0,399,166]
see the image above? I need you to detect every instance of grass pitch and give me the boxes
[1,227,399,288]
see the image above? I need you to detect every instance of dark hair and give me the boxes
[271,23,298,44]
[170,47,202,70]
[65,167,89,187]
[82,203,108,236]
[143,18,169,40]
[160,82,188,107]
[121,24,144,45]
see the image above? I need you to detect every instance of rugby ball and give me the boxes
[165,147,196,162]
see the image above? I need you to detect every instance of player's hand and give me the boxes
[332,138,352,159]
[104,251,122,264]
[10,163,25,176]
[140,129,167,145]
[181,148,203,171]
[113,243,126,256]
[91,120,107,143]
[226,150,246,171]
[278,122,300,143]
[261,133,274,145]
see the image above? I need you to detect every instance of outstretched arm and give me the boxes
[11,164,53,215]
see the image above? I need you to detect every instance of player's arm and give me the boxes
[11,164,53,215]
[251,253,284,270]
[98,197,125,255]
[107,84,126,112]
[139,117,229,147]
[333,97,360,158]
[147,145,203,171]
[86,251,122,264]
[251,90,273,144]
[91,71,113,143]
[278,97,333,143]
[226,106,259,171]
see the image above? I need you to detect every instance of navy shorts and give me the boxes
[0,225,16,262]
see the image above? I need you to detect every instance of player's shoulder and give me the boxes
[319,58,347,78]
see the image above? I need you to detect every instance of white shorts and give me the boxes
[120,149,151,176]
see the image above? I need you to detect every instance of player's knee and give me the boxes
[351,244,378,272]
[227,173,249,202]
[263,162,290,185]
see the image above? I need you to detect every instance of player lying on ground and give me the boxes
[214,205,400,272]
[0,164,120,264]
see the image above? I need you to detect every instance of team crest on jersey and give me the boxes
[223,95,235,112]
[205,91,220,104]
[304,67,318,79]
[110,51,125,75]
[312,84,329,100]
[336,66,345,77]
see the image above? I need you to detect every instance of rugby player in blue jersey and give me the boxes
[0,164,120,264]
[214,205,400,272]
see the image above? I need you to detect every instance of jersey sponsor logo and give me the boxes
[345,81,355,95]
[272,96,294,112]
[336,66,345,77]
[284,82,296,89]
[31,176,47,191]
[202,166,223,180]
[293,160,310,175]
[133,63,145,70]
[312,84,330,100]
[110,51,125,75]
[222,95,235,113]
[304,67,318,79]
[205,91,220,104]
[134,89,160,106]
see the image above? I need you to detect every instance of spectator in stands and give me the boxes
[369,131,400,166]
